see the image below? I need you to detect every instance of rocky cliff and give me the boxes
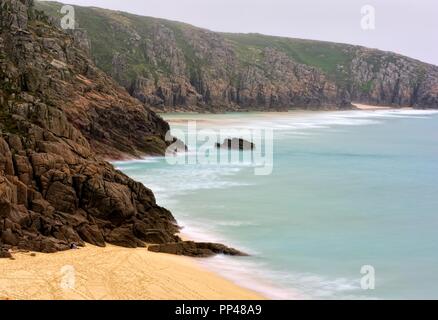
[0,0,235,258]
[36,1,438,111]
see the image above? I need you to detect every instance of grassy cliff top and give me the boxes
[34,1,360,78]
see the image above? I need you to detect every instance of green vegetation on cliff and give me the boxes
[35,1,438,110]
[36,1,352,80]
[224,33,353,74]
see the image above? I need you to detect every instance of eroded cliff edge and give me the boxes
[36,1,438,111]
[0,0,237,258]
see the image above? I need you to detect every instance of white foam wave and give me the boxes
[112,157,161,166]
[172,109,437,135]
[118,164,251,203]
[216,220,260,227]
[198,255,370,300]
[114,109,436,300]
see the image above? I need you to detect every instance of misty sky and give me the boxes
[42,0,438,65]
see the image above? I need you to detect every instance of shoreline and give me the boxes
[352,103,400,110]
[2,108,434,300]
[158,104,414,115]
[98,106,432,301]
[107,106,414,300]
[0,245,265,300]
[160,105,414,127]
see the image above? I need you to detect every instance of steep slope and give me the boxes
[0,0,221,257]
[35,1,438,111]
[225,33,438,108]
[5,3,174,160]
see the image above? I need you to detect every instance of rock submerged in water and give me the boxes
[148,241,247,258]
[216,138,255,151]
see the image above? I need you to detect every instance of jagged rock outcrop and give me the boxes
[35,1,438,110]
[216,138,255,151]
[0,0,176,254]
[120,30,351,112]
[349,49,438,108]
[0,0,233,257]
[148,241,246,258]
[4,2,173,160]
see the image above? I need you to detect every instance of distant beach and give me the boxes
[353,103,392,110]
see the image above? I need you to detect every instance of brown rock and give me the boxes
[81,178,137,221]
[6,176,28,206]
[0,248,12,259]
[0,1,238,259]
[1,229,19,246]
[148,241,247,257]
[0,138,14,175]
[0,176,17,204]
[216,138,255,150]
[133,223,177,244]
[76,224,105,247]
[13,154,33,186]
[105,227,145,248]
[45,181,77,213]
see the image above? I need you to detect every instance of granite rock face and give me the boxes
[3,1,171,160]
[349,49,438,108]
[35,2,438,110]
[0,0,184,255]
[119,33,351,112]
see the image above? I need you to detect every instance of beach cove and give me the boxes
[117,108,438,299]
[1,108,437,300]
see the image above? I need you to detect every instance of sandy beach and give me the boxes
[163,105,408,129]
[0,245,264,300]
[353,103,393,110]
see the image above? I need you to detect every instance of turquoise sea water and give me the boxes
[115,110,438,299]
